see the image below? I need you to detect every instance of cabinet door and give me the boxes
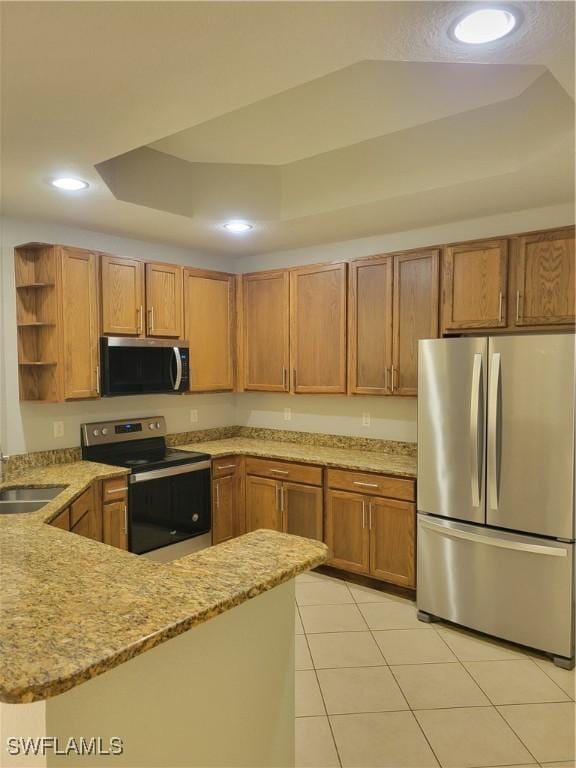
[70,485,101,542]
[369,497,415,588]
[514,228,575,326]
[145,262,183,338]
[443,240,508,330]
[243,271,290,391]
[184,269,235,391]
[392,250,440,396]
[282,482,322,541]
[212,474,236,545]
[325,490,370,575]
[60,247,99,399]
[245,475,282,532]
[101,255,145,336]
[50,507,70,531]
[348,257,393,394]
[102,500,129,550]
[290,263,347,393]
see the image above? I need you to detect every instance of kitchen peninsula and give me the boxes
[0,460,327,768]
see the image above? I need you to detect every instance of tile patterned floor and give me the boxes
[295,571,575,768]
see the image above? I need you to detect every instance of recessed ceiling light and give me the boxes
[452,7,518,44]
[222,220,253,233]
[50,177,89,191]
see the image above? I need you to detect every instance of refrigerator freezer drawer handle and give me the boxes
[419,518,567,557]
[488,352,501,510]
[470,353,483,508]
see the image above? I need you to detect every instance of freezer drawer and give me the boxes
[417,514,574,659]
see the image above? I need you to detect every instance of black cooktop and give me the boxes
[82,437,210,473]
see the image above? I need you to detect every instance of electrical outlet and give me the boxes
[53,421,64,438]
[189,409,198,423]
[283,408,292,421]
[362,412,371,427]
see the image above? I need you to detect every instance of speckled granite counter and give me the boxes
[177,437,417,478]
[0,462,327,704]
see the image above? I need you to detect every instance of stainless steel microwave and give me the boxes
[100,337,190,396]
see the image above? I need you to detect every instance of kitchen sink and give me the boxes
[0,486,66,515]
[0,486,66,502]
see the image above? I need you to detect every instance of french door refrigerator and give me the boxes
[417,334,575,668]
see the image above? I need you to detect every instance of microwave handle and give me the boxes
[171,347,183,390]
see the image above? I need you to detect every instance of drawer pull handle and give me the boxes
[107,487,128,494]
[269,469,289,475]
[353,481,378,488]
[216,464,236,470]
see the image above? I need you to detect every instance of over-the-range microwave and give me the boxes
[100,337,190,396]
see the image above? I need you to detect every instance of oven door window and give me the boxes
[105,346,175,395]
[129,469,211,555]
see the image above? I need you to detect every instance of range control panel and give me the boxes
[81,416,167,446]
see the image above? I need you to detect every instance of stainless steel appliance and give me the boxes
[417,334,575,668]
[81,416,211,555]
[100,337,190,396]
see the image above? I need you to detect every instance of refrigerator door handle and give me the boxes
[419,517,567,557]
[469,353,483,508]
[488,352,501,510]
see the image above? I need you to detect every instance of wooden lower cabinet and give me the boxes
[325,490,370,575]
[369,497,415,587]
[283,482,322,541]
[212,459,245,545]
[102,500,128,550]
[245,475,282,532]
[69,485,101,541]
[325,487,416,588]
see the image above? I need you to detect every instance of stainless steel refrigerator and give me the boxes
[417,334,575,668]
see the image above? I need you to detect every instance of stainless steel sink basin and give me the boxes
[0,486,66,514]
[0,501,47,514]
[0,486,66,502]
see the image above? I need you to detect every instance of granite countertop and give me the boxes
[0,462,327,704]
[178,437,417,478]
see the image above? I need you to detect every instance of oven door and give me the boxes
[129,462,211,555]
[100,337,188,395]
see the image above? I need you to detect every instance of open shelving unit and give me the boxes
[15,244,63,402]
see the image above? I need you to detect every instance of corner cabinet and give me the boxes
[290,263,347,394]
[15,243,99,402]
[242,270,290,392]
[184,269,235,392]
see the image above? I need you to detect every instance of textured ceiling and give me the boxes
[1,2,574,256]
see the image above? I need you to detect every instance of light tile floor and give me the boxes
[295,571,575,768]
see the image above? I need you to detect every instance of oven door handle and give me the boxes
[129,461,211,483]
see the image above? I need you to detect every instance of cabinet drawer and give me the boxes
[212,456,241,478]
[245,457,322,486]
[326,469,415,501]
[102,476,129,503]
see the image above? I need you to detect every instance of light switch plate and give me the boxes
[189,409,198,423]
[53,421,64,438]
[284,408,292,421]
[362,412,371,427]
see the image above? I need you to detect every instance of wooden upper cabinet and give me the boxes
[443,239,508,330]
[184,269,235,391]
[290,263,347,394]
[513,228,575,327]
[369,497,415,588]
[145,262,183,338]
[60,247,99,400]
[101,255,145,336]
[392,250,440,396]
[348,256,393,395]
[242,271,290,391]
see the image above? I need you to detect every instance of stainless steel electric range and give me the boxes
[81,416,211,556]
